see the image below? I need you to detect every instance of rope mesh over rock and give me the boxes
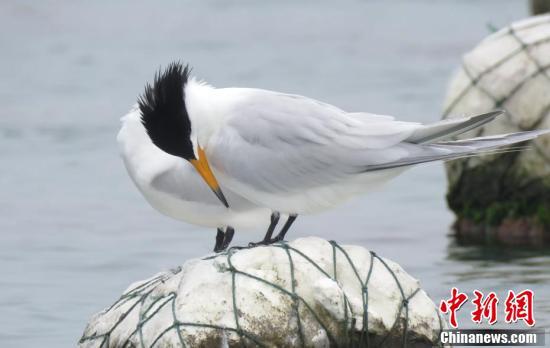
[442,15,550,238]
[443,15,550,163]
[79,239,444,347]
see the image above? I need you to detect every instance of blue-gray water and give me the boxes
[1,1,549,347]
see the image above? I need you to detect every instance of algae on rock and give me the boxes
[442,15,550,245]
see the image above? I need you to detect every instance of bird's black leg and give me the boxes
[221,227,235,250]
[264,212,280,241]
[249,212,280,246]
[272,214,298,242]
[214,228,225,252]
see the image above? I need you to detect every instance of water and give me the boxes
[1,1,548,347]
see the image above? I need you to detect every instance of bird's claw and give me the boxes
[248,241,268,247]
[248,236,284,248]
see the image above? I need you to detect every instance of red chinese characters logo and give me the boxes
[439,289,535,328]
[471,290,498,325]
[439,287,468,328]
[504,290,535,326]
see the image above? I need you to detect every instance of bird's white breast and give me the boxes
[117,108,270,229]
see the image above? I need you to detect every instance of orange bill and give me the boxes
[190,147,229,208]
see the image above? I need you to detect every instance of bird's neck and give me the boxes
[184,79,224,148]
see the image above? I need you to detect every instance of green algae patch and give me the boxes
[446,153,550,245]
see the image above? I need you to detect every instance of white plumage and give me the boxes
[119,62,549,249]
[184,79,547,214]
[117,106,271,230]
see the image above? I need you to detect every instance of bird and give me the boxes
[117,105,272,253]
[121,61,549,248]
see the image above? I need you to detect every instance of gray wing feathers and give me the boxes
[215,89,546,191]
[364,130,548,172]
[215,91,421,192]
[406,110,503,144]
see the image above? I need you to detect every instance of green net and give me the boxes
[443,17,550,161]
[79,240,444,347]
[443,16,550,231]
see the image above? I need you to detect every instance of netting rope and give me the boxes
[80,240,444,347]
[443,17,550,166]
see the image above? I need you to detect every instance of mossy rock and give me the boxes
[442,15,550,245]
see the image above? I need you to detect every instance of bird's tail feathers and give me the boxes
[407,110,503,144]
[363,129,549,172]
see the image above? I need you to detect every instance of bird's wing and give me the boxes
[208,89,422,194]
[362,129,548,171]
[406,110,503,144]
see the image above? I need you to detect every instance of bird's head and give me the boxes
[138,62,229,208]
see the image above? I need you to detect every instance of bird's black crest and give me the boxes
[138,62,196,160]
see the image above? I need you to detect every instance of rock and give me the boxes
[531,0,550,15]
[442,15,550,245]
[79,237,445,347]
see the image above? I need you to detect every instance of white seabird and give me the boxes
[120,62,549,248]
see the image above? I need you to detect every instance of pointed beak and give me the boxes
[190,147,229,208]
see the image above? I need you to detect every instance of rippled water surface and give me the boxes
[1,1,548,346]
